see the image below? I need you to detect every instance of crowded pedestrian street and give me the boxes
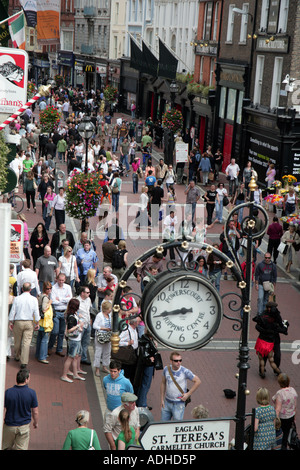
[3,87,300,452]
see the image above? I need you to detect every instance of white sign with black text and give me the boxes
[140,419,231,451]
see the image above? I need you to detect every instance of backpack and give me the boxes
[112,249,125,269]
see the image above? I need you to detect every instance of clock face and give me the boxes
[143,271,223,350]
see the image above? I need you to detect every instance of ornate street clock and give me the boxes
[141,270,223,350]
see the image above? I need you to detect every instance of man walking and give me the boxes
[77,285,92,365]
[48,273,72,357]
[35,246,59,291]
[184,180,201,221]
[2,369,38,450]
[160,351,201,421]
[255,252,277,315]
[8,283,40,368]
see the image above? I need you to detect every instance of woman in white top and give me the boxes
[253,185,262,205]
[58,246,80,288]
[128,137,137,164]
[92,300,112,375]
[215,182,228,223]
[110,154,119,173]
[136,186,150,229]
[165,165,175,190]
[50,187,66,231]
[283,188,297,216]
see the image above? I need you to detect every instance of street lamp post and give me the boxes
[170,80,180,109]
[78,116,95,232]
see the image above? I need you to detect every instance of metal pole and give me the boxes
[234,176,256,449]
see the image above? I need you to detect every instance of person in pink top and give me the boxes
[132,156,141,194]
[272,373,298,450]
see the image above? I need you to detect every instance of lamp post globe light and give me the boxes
[170,80,180,109]
[78,116,95,175]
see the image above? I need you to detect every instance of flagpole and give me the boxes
[0,10,22,27]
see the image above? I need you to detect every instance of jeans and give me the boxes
[229,178,238,196]
[209,269,222,292]
[120,153,129,171]
[81,324,91,362]
[136,366,154,407]
[58,151,64,161]
[257,284,270,315]
[132,174,138,193]
[35,330,50,360]
[112,192,120,212]
[111,137,118,152]
[215,200,223,222]
[48,310,66,352]
[161,399,185,421]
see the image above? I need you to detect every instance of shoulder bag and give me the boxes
[167,366,191,407]
[88,429,95,450]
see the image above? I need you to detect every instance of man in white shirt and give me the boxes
[77,285,92,365]
[48,273,72,357]
[162,211,178,260]
[17,260,40,297]
[225,158,240,196]
[8,282,40,368]
[118,319,139,383]
[97,266,118,308]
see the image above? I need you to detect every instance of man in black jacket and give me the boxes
[50,223,75,258]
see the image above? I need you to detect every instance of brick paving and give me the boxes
[4,108,300,450]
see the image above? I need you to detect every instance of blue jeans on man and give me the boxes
[48,310,66,353]
[161,399,186,421]
[80,324,91,363]
[257,284,270,315]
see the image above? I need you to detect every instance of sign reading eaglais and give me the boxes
[0,47,28,114]
[140,420,231,450]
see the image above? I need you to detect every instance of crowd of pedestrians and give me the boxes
[4,83,300,450]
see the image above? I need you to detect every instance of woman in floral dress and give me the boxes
[253,388,276,450]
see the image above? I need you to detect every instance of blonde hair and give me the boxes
[86,268,96,285]
[101,300,112,313]
[118,409,132,443]
[256,387,270,406]
[118,240,126,250]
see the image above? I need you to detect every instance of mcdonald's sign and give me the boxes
[85,65,95,72]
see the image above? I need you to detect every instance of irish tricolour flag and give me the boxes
[8,12,25,50]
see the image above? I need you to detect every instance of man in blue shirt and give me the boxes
[76,240,98,284]
[2,369,38,450]
[145,170,156,198]
[103,360,134,413]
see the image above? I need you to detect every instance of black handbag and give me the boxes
[154,352,163,370]
[223,196,229,206]
[288,423,300,450]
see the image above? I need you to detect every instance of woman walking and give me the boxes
[58,246,79,289]
[215,183,227,223]
[281,223,300,273]
[30,222,49,270]
[60,298,86,383]
[23,170,37,213]
[111,172,122,213]
[50,187,66,231]
[272,373,298,450]
[35,282,53,364]
[232,182,247,224]
[43,186,56,231]
[203,184,219,226]
[93,300,112,376]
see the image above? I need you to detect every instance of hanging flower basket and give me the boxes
[65,170,103,219]
[39,105,60,133]
[162,108,183,134]
[27,81,37,101]
[103,84,118,103]
[54,74,64,87]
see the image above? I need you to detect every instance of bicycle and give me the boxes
[8,190,25,213]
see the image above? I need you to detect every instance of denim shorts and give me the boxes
[68,339,82,358]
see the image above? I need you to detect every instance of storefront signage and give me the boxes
[0,47,28,114]
[140,420,231,451]
[256,36,289,53]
